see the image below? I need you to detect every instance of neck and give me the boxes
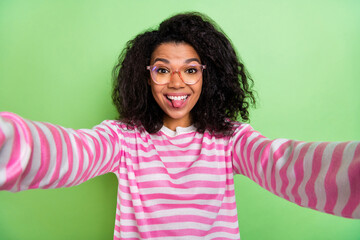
[163,115,192,131]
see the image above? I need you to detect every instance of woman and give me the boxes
[0,12,359,240]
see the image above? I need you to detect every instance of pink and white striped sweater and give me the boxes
[0,112,359,239]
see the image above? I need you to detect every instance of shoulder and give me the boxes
[95,120,144,133]
[230,121,255,138]
[231,121,253,131]
[97,120,156,140]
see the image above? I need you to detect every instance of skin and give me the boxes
[149,42,203,131]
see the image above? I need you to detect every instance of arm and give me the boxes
[232,124,360,218]
[0,112,122,192]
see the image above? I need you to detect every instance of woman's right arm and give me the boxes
[0,112,122,192]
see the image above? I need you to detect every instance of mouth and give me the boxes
[166,95,188,101]
[165,94,189,108]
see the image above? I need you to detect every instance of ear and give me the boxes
[148,78,151,85]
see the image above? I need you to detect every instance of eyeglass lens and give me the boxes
[150,65,204,84]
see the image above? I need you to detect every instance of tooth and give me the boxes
[167,95,187,100]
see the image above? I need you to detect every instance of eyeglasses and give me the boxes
[147,64,206,85]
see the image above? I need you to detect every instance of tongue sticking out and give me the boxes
[171,99,184,108]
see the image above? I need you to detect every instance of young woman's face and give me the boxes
[149,42,203,130]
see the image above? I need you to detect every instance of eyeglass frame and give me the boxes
[146,64,206,85]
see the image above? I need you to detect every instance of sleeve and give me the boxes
[0,112,122,192]
[231,124,360,219]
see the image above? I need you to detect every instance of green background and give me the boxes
[0,0,359,239]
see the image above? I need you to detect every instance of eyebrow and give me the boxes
[153,58,170,64]
[152,57,201,64]
[185,58,201,64]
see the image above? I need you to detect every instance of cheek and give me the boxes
[150,86,157,101]
[194,82,203,104]
[150,85,163,104]
[195,81,203,97]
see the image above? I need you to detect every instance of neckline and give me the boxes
[160,124,197,137]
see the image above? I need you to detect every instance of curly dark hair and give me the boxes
[112,12,256,135]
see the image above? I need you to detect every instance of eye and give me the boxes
[155,67,170,74]
[185,67,198,74]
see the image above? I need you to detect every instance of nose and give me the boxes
[168,71,185,88]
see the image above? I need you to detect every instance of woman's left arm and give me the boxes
[232,124,360,218]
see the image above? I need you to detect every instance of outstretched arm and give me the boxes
[0,112,122,192]
[232,124,360,218]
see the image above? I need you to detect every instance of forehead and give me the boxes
[151,42,200,64]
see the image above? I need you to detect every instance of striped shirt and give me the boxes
[0,112,359,239]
